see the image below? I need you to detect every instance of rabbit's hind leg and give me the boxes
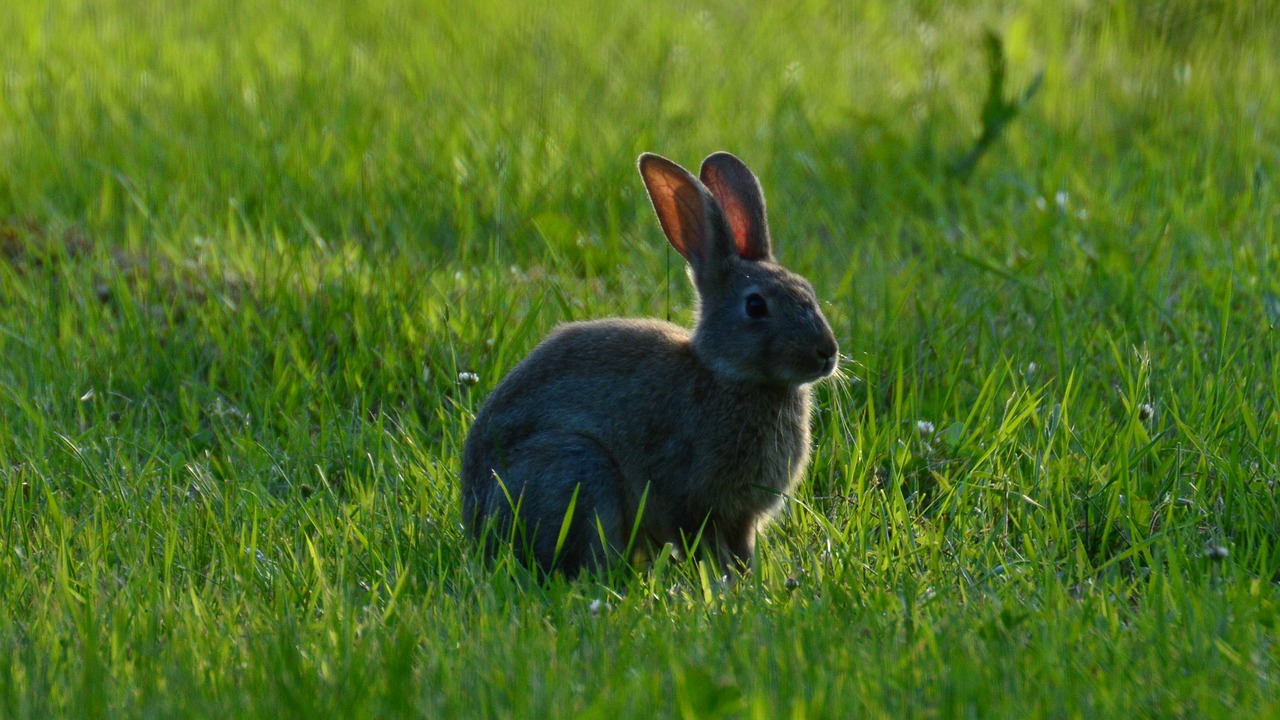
[507,433,627,578]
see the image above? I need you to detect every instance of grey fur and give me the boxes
[461,151,838,577]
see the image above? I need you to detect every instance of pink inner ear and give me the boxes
[670,182,706,260]
[720,196,753,258]
[649,172,690,258]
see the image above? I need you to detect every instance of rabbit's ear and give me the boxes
[638,153,722,271]
[699,152,772,261]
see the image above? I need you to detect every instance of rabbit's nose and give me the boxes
[814,340,838,374]
[815,335,838,361]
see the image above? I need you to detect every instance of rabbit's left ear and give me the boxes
[638,152,720,272]
[699,152,772,261]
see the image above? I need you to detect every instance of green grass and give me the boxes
[3,0,1280,716]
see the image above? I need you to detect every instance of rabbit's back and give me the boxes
[465,318,695,453]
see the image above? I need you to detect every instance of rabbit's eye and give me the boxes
[745,293,769,319]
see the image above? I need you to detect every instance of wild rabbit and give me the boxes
[461,151,838,577]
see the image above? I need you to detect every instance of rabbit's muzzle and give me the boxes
[786,329,838,383]
[817,344,838,377]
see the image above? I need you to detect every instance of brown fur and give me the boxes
[460,152,838,577]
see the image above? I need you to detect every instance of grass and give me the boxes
[2,0,1280,716]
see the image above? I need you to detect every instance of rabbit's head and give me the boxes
[639,152,838,386]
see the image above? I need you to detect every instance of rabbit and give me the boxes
[460,151,838,578]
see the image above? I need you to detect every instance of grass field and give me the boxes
[3,0,1280,716]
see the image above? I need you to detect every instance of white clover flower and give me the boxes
[1204,545,1229,561]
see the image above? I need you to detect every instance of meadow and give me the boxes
[2,0,1279,716]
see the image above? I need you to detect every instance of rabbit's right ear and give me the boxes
[638,153,723,276]
[699,152,771,261]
